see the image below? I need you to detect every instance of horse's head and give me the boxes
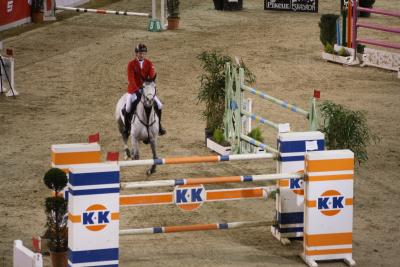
[141,80,156,108]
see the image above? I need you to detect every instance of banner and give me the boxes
[0,0,31,31]
[264,0,318,13]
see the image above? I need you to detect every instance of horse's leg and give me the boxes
[131,136,140,160]
[147,139,158,176]
[122,132,131,159]
[118,118,131,159]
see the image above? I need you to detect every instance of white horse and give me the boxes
[115,81,159,175]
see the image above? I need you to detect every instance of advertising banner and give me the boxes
[0,0,31,31]
[264,0,318,13]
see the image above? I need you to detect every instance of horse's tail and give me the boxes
[115,93,127,121]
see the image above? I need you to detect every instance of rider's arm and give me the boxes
[127,61,138,94]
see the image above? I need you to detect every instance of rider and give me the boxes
[124,43,166,136]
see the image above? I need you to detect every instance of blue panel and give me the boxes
[277,227,303,233]
[278,140,324,153]
[69,188,120,196]
[69,171,119,186]
[278,212,304,224]
[280,155,305,162]
[219,223,228,229]
[175,179,185,186]
[154,159,163,165]
[220,155,229,161]
[154,227,163,233]
[69,248,119,264]
[243,175,253,182]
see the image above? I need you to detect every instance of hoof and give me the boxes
[146,168,156,176]
[124,149,131,159]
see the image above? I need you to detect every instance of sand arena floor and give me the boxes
[0,0,399,266]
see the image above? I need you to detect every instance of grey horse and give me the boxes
[115,81,159,175]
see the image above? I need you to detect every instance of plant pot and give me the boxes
[206,138,231,156]
[213,0,224,10]
[167,17,180,30]
[205,128,213,145]
[50,250,68,267]
[31,11,44,23]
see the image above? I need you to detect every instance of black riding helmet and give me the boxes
[135,43,147,53]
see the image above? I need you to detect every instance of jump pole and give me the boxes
[67,150,356,266]
[56,6,150,17]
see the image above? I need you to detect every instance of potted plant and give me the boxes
[319,14,359,65]
[167,0,180,30]
[43,168,68,267]
[206,128,231,155]
[197,50,255,154]
[31,0,44,23]
[247,127,266,153]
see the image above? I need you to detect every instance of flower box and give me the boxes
[206,138,231,156]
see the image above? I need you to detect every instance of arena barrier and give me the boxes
[224,64,323,242]
[13,240,43,267]
[351,0,400,75]
[66,149,355,267]
[333,0,400,76]
[45,0,168,31]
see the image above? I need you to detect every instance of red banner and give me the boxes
[0,0,31,30]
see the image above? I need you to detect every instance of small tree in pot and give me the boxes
[31,0,44,23]
[167,0,180,30]
[197,50,255,144]
[44,168,68,267]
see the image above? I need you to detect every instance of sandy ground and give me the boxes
[1,0,400,266]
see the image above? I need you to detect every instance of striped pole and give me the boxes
[119,186,275,207]
[241,84,309,117]
[241,109,279,130]
[121,173,303,189]
[240,135,279,154]
[56,6,150,17]
[120,220,272,235]
[357,22,400,34]
[118,153,276,167]
[358,7,400,17]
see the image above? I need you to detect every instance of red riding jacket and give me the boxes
[127,58,156,94]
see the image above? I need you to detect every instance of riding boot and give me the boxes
[155,106,166,136]
[122,108,132,136]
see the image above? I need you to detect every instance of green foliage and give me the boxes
[167,0,180,18]
[319,101,380,165]
[324,43,334,54]
[213,128,225,144]
[319,14,340,46]
[43,168,68,195]
[43,168,68,252]
[45,196,68,252]
[338,47,349,56]
[248,127,264,143]
[197,50,255,134]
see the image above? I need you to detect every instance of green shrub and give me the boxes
[338,47,349,56]
[324,43,334,54]
[319,14,340,46]
[319,101,379,165]
[248,127,264,143]
[213,128,225,144]
[197,50,255,134]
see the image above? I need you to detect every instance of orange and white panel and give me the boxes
[51,143,101,171]
[302,150,355,267]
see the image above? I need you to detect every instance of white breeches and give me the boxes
[126,93,163,113]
